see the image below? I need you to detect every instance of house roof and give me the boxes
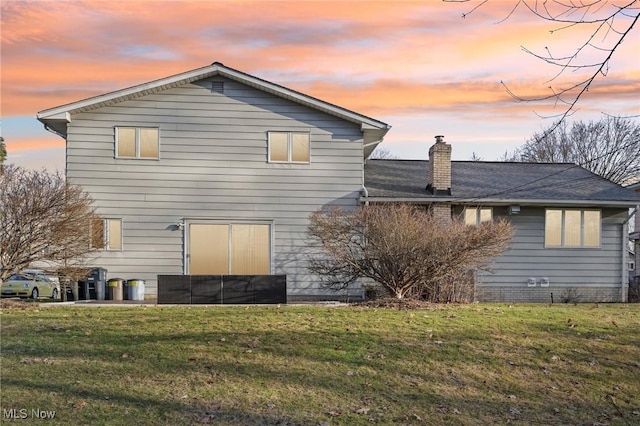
[37,62,391,156]
[364,160,640,207]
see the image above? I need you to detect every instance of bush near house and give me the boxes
[308,204,514,302]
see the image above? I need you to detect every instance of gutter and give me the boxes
[43,124,65,139]
[359,196,640,209]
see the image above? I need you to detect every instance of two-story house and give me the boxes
[37,62,390,301]
[38,62,640,303]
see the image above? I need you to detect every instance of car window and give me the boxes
[8,274,33,281]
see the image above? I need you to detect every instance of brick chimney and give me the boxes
[427,135,452,195]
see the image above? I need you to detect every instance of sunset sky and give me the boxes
[2,0,639,171]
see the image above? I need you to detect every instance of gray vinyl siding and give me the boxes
[475,206,626,302]
[65,77,364,298]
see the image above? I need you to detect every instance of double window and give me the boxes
[116,127,159,159]
[545,209,600,247]
[92,218,122,251]
[464,207,492,225]
[268,132,310,163]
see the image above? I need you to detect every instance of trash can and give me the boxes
[107,278,124,301]
[127,279,145,301]
[84,268,107,300]
[122,280,130,300]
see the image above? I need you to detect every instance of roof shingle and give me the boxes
[364,160,640,204]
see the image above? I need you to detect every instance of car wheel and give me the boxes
[51,288,58,300]
[31,288,39,299]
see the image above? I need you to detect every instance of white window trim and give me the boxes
[544,209,601,248]
[115,127,160,160]
[464,207,492,225]
[267,131,310,164]
[184,220,274,275]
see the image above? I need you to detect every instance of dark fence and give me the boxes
[157,275,286,305]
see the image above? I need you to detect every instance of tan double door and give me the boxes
[188,223,270,275]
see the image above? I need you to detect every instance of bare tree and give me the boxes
[470,152,483,161]
[507,116,640,184]
[368,147,399,160]
[0,165,103,284]
[0,137,6,165]
[445,0,640,128]
[307,204,513,302]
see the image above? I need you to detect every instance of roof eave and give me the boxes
[37,62,390,134]
[37,65,220,122]
[218,66,390,132]
[360,196,640,208]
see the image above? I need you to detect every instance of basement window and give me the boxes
[545,209,600,248]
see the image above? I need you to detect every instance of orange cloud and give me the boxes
[5,136,64,152]
[2,0,637,123]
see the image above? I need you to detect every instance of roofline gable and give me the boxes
[37,62,390,136]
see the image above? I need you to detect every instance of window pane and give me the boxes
[139,128,159,158]
[117,128,136,157]
[189,224,229,275]
[92,218,105,249]
[269,133,288,162]
[291,133,310,162]
[107,219,122,250]
[230,224,270,274]
[464,208,477,225]
[583,210,600,247]
[564,210,581,246]
[479,208,492,223]
[545,210,562,246]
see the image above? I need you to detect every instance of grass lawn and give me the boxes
[1,302,639,425]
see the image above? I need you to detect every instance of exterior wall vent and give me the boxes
[211,81,224,93]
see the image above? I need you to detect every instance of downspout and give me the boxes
[621,207,638,302]
[622,221,629,302]
[362,183,369,206]
[362,152,369,207]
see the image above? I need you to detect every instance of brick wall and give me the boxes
[428,138,451,194]
[431,204,452,223]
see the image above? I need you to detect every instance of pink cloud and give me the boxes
[2,0,637,168]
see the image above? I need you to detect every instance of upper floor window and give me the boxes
[268,132,310,163]
[464,207,492,225]
[116,127,159,159]
[545,209,600,248]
